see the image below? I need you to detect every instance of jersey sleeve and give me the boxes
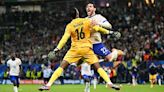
[18,58,22,65]
[89,18,110,34]
[92,25,110,34]
[57,25,71,50]
[7,60,10,66]
[98,15,112,29]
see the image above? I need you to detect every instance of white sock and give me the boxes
[2,80,5,84]
[13,86,18,92]
[85,82,89,92]
[93,78,97,89]
[132,78,136,86]
[86,82,90,92]
[158,79,161,86]
[105,83,108,88]
[135,79,137,85]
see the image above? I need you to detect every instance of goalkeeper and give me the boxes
[39,8,120,91]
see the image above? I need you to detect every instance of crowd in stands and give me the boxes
[0,1,163,84]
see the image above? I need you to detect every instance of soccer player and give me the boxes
[38,8,120,91]
[43,64,53,84]
[84,2,123,89]
[149,63,157,88]
[131,66,138,86]
[86,2,124,62]
[7,52,22,92]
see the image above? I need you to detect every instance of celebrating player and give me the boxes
[82,2,123,89]
[38,8,120,91]
[7,52,22,92]
[86,2,124,62]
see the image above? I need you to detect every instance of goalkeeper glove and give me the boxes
[53,48,60,52]
[109,31,121,39]
[48,48,59,60]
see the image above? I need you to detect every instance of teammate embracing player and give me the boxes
[82,2,124,90]
[86,2,124,62]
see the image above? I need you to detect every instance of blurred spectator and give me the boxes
[43,64,52,84]
[37,69,42,79]
[31,68,37,79]
[25,68,31,79]
[2,69,8,84]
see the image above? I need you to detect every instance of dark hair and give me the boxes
[69,7,79,19]
[86,1,96,8]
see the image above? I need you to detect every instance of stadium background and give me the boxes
[0,0,164,88]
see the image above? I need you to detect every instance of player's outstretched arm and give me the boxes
[99,19,112,29]
[92,25,110,34]
[48,26,71,60]
[91,19,110,34]
[56,26,71,50]
[92,25,121,39]
[48,33,70,60]
[56,33,70,50]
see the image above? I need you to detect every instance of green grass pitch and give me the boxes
[0,84,163,92]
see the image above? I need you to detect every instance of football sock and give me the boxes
[150,80,153,88]
[93,78,97,89]
[85,82,90,92]
[97,68,112,85]
[158,79,161,86]
[13,86,18,92]
[132,78,136,86]
[46,67,63,86]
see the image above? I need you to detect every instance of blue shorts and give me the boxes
[93,73,99,79]
[93,43,111,57]
[132,73,137,78]
[157,75,161,79]
[10,76,19,84]
[82,75,92,80]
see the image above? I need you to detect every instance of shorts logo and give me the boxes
[100,47,108,55]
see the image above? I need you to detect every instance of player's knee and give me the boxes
[60,60,69,69]
[84,78,90,82]
[93,62,101,70]
[17,84,19,87]
[105,54,112,61]
[12,81,17,86]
